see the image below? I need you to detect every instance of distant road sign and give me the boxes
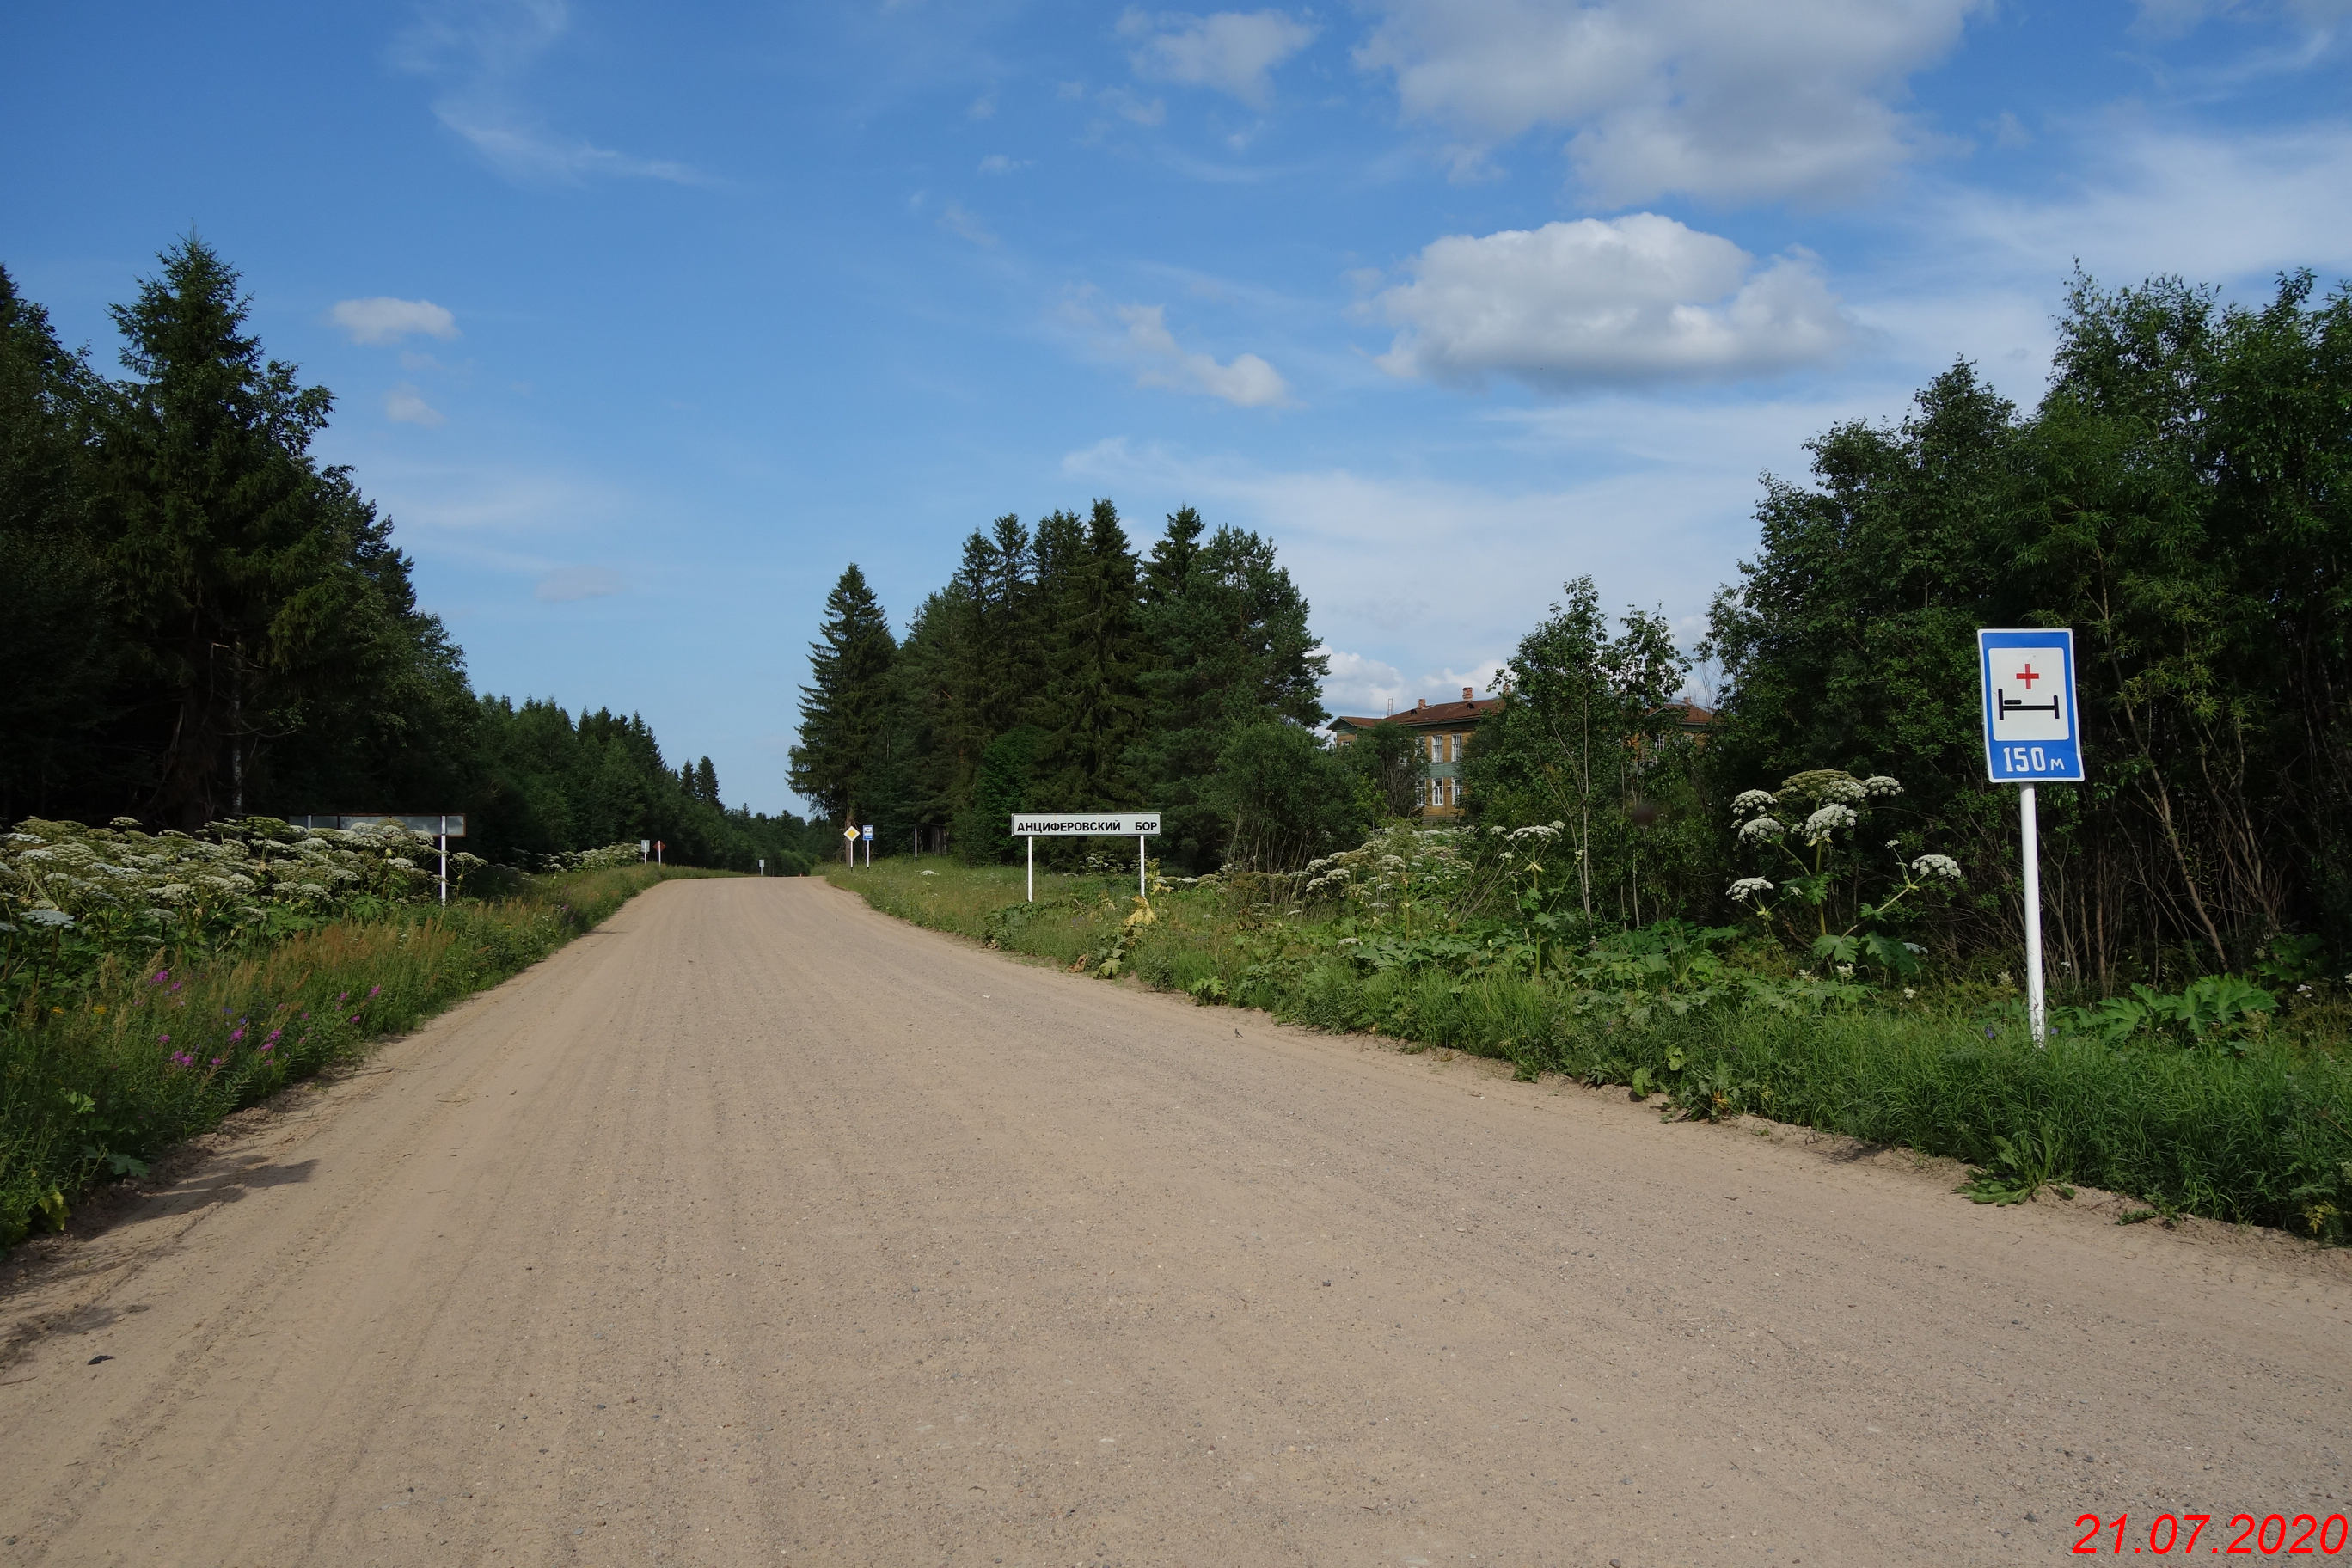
[1011,813,1161,837]
[1978,628,2084,784]
[861,824,874,840]
[842,826,860,842]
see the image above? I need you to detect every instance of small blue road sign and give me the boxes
[1978,628,2085,784]
[861,824,874,840]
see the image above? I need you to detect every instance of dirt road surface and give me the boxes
[3,879,2346,1567]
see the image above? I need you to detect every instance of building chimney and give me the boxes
[1417,697,1427,713]
[1462,686,1473,701]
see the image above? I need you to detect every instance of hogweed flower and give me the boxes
[1730,789,1777,817]
[1801,804,1857,842]
[1727,876,1775,903]
[1736,816,1785,845]
[1910,854,1963,880]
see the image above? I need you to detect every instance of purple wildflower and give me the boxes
[230,1027,246,1043]
[369,985,381,997]
[157,1033,169,1045]
[150,970,168,986]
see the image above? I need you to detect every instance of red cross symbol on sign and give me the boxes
[2016,664,2040,689]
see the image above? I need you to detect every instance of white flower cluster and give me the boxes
[1861,775,1902,797]
[1909,854,1963,880]
[1730,790,1778,817]
[1800,803,1858,843]
[1736,816,1786,845]
[1303,824,1475,909]
[1727,876,1775,903]
[0,816,480,945]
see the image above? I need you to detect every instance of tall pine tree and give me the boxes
[1035,500,1146,810]
[788,564,898,834]
[1135,507,1328,867]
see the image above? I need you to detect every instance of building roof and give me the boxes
[1330,696,1717,734]
[1330,694,1504,732]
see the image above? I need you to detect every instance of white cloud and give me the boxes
[2135,0,2352,34]
[1115,304,1291,406]
[333,297,460,346]
[1060,395,1882,694]
[1121,9,1318,108]
[939,201,998,246]
[395,1,707,187]
[977,153,1031,175]
[432,106,707,185]
[1319,648,1409,719]
[384,383,447,426]
[1353,0,1982,205]
[1372,215,1853,389]
[536,565,625,603]
[1932,123,2352,284]
[1099,86,1169,126]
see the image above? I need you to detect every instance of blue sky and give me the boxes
[6,1,2349,815]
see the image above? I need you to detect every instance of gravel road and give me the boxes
[3,877,2345,1567]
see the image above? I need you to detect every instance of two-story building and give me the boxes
[1329,689,1716,818]
[1328,688,1499,818]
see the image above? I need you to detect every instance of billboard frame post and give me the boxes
[1008,813,1162,904]
[2019,784,2044,1044]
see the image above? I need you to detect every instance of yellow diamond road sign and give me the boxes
[842,826,860,842]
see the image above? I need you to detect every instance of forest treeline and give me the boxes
[787,504,1421,872]
[803,269,2352,986]
[0,240,827,873]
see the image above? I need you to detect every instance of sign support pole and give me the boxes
[438,815,449,907]
[1137,833,1146,902]
[1026,836,1034,903]
[2021,784,2045,1046]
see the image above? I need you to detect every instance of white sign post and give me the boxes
[1010,813,1162,903]
[1978,629,2086,1046]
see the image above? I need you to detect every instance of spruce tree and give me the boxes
[788,564,898,831]
[0,266,118,820]
[1035,500,1146,809]
[1135,508,1328,867]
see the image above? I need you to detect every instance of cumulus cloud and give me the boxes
[333,297,459,346]
[1121,8,1318,108]
[1320,649,1411,720]
[383,383,448,426]
[1116,304,1291,406]
[1372,214,1853,389]
[535,565,625,603]
[1353,0,1981,205]
[977,153,1030,175]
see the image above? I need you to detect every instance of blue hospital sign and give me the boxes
[1979,628,2085,783]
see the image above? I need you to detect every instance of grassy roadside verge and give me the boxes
[827,859,2352,1241]
[1,863,722,1246]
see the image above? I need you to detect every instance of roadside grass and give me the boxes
[0,863,722,1246]
[828,858,2352,1242]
